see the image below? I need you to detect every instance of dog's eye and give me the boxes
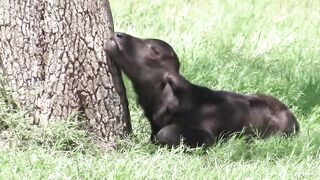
[151,47,160,55]
[147,44,160,56]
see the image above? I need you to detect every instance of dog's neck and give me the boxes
[132,80,163,119]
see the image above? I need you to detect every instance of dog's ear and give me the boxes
[161,73,180,92]
[153,78,179,126]
[161,77,179,110]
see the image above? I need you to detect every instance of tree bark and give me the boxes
[0,0,131,148]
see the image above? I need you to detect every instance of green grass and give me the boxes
[1,0,320,179]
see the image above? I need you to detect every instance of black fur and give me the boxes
[106,32,299,147]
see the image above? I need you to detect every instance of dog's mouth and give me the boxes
[106,35,120,56]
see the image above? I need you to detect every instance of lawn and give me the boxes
[1,0,320,179]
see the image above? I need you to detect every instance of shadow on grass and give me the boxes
[204,131,320,163]
[295,78,320,115]
[114,128,320,163]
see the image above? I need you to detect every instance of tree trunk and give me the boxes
[0,0,131,148]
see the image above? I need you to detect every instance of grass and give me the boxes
[1,0,320,179]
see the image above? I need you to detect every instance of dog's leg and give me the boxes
[155,124,214,148]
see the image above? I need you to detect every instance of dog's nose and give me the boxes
[115,32,123,38]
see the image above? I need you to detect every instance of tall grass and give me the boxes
[0,0,319,179]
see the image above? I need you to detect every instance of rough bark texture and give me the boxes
[0,0,131,148]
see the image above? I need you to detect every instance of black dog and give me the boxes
[106,32,299,147]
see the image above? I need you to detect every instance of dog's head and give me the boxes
[106,32,180,84]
